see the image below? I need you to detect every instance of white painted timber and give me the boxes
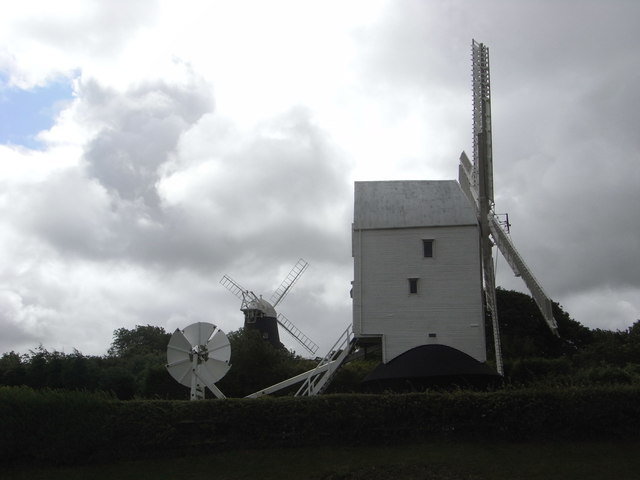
[352,180,486,364]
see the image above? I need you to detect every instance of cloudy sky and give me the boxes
[1,0,639,358]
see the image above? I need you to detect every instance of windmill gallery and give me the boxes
[165,41,559,400]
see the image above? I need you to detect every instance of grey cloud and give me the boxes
[0,291,40,353]
[81,76,214,208]
[14,168,119,259]
[495,52,640,298]
[105,105,354,276]
[354,1,469,93]
[160,107,353,273]
[15,90,351,283]
[4,71,216,269]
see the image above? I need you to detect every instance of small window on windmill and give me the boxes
[245,310,257,324]
[423,239,434,258]
[408,278,419,294]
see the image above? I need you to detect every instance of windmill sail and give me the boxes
[472,40,494,205]
[271,258,309,307]
[277,313,319,355]
[471,40,504,375]
[488,216,559,335]
[220,275,248,300]
[460,40,559,375]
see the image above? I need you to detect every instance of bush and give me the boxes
[0,386,115,464]
[98,366,137,400]
[505,357,572,384]
[2,385,640,466]
[581,366,634,385]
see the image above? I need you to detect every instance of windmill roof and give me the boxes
[243,298,277,318]
[353,180,477,229]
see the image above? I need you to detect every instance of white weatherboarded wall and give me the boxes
[352,180,486,363]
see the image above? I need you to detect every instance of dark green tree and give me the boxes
[60,350,97,390]
[0,351,26,386]
[623,320,640,364]
[26,346,49,388]
[141,364,186,399]
[44,350,65,388]
[487,288,590,360]
[575,328,628,367]
[217,328,312,397]
[108,325,170,358]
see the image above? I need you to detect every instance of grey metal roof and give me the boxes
[353,180,477,229]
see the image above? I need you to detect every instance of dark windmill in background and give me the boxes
[220,258,319,356]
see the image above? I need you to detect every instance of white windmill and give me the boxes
[220,258,319,356]
[458,40,560,375]
[166,322,231,400]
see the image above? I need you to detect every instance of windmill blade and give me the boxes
[167,358,192,387]
[207,329,231,363]
[481,248,504,376]
[167,328,192,359]
[472,39,494,204]
[277,313,319,356]
[200,358,231,385]
[488,215,559,336]
[220,275,248,300]
[182,322,215,347]
[166,328,195,387]
[270,259,309,307]
[458,151,478,210]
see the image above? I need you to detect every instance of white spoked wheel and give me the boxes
[166,322,231,400]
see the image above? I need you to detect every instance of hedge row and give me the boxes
[2,385,640,465]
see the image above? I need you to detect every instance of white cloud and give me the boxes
[0,0,161,88]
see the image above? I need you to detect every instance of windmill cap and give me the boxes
[242,298,277,317]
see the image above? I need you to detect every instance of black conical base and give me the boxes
[363,344,501,392]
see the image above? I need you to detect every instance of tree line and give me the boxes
[0,325,316,399]
[1,288,640,399]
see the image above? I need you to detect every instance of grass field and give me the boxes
[2,440,640,480]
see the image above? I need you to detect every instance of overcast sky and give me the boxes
[1,0,639,357]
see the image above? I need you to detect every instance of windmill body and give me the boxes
[352,180,487,366]
[239,289,282,349]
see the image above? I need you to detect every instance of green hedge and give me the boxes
[0,387,115,464]
[2,386,640,465]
